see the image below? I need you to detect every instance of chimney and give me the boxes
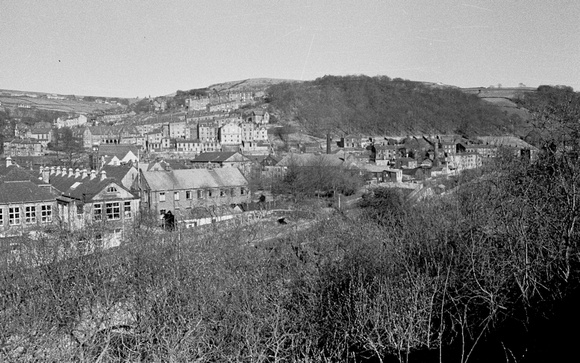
[90,170,97,180]
[68,168,74,177]
[100,169,107,181]
[326,133,331,154]
[56,166,62,176]
[6,156,12,167]
[42,167,50,183]
[81,169,88,179]
[39,165,44,175]
[75,168,81,178]
[50,166,56,175]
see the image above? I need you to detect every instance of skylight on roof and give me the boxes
[71,182,82,190]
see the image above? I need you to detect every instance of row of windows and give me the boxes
[94,201,132,221]
[159,188,246,202]
[0,205,52,226]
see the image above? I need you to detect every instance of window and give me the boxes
[41,205,52,223]
[0,208,3,226]
[124,201,132,218]
[106,186,118,193]
[160,209,166,215]
[241,188,246,195]
[9,207,21,225]
[186,191,192,200]
[208,189,213,198]
[94,203,102,220]
[76,204,84,216]
[25,206,36,224]
[220,189,226,197]
[197,190,203,199]
[174,192,180,201]
[159,192,166,202]
[105,202,120,220]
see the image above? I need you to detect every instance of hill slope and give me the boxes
[266,75,530,137]
[208,78,299,93]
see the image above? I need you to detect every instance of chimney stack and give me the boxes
[6,156,12,168]
[42,167,50,183]
[100,169,107,181]
[81,169,88,179]
[56,166,62,176]
[68,168,74,177]
[50,166,56,175]
[90,170,97,180]
[75,168,81,178]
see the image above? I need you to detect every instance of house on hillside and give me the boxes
[55,114,87,129]
[246,110,270,125]
[191,151,253,172]
[363,164,402,183]
[27,127,52,147]
[3,139,44,157]
[96,144,140,166]
[139,168,250,224]
[219,122,242,145]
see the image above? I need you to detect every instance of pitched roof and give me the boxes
[97,144,140,159]
[101,164,135,182]
[48,173,134,201]
[141,168,248,192]
[1,167,42,184]
[192,152,247,163]
[277,153,357,168]
[0,181,55,204]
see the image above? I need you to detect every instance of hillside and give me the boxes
[0,89,133,114]
[266,75,531,138]
[207,78,299,93]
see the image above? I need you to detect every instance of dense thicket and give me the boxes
[516,85,580,148]
[266,75,522,137]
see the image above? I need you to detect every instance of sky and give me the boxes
[0,0,578,98]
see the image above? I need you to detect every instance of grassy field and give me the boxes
[0,96,124,114]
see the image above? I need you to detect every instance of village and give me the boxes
[0,90,540,253]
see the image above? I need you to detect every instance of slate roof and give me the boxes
[0,181,55,204]
[1,167,42,184]
[101,164,135,182]
[141,168,248,192]
[48,173,135,201]
[192,152,244,163]
[276,153,357,168]
[97,144,140,159]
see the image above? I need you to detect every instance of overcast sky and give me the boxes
[1,0,578,98]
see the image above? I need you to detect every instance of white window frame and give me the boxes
[124,201,132,218]
[9,207,21,225]
[105,202,120,220]
[174,191,180,201]
[41,205,52,223]
[94,203,102,220]
[159,192,166,202]
[25,205,36,224]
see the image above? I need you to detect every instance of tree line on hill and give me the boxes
[266,75,529,137]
